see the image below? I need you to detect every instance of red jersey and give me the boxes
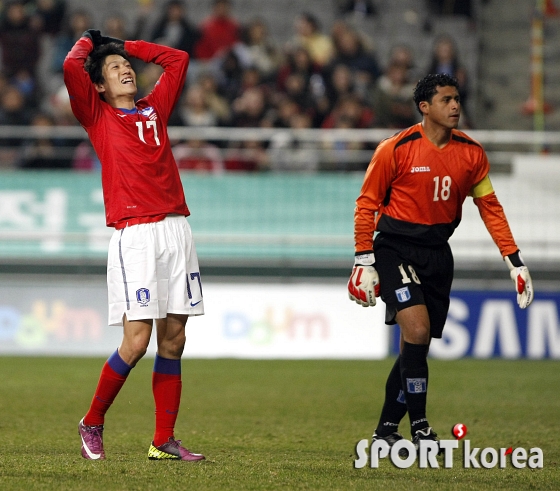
[355,123,518,256]
[63,38,190,227]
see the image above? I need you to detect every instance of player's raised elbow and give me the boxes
[62,54,81,75]
[179,50,190,70]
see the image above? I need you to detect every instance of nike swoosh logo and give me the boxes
[80,435,102,460]
[190,300,202,307]
[165,409,178,414]
[117,114,127,117]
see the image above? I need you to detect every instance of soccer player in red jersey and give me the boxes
[64,30,205,461]
[348,73,534,451]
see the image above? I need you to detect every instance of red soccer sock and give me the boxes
[84,350,131,426]
[152,355,182,447]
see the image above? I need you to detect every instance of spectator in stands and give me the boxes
[49,83,79,125]
[0,83,34,127]
[328,24,382,97]
[51,9,92,75]
[276,45,321,93]
[266,95,302,128]
[336,0,377,17]
[0,1,43,104]
[0,83,34,167]
[177,84,219,127]
[282,72,315,120]
[218,49,244,102]
[426,34,471,126]
[226,85,270,170]
[328,63,357,101]
[239,65,268,94]
[135,64,164,99]
[150,0,200,55]
[231,86,269,128]
[32,0,67,36]
[196,70,232,125]
[321,93,374,129]
[368,61,418,129]
[387,43,421,83]
[194,0,240,61]
[173,139,225,173]
[291,12,335,67]
[102,12,130,42]
[18,112,73,169]
[236,17,281,82]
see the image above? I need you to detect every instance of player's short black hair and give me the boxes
[85,42,131,85]
[412,73,459,114]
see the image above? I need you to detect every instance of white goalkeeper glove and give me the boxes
[348,252,380,307]
[504,251,534,309]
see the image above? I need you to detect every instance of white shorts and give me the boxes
[107,215,204,326]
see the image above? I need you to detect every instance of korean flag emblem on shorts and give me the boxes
[136,288,150,306]
[395,286,411,303]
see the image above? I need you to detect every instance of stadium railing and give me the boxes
[1,126,559,279]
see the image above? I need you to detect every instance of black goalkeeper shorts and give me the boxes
[374,233,454,339]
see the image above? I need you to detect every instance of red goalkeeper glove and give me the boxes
[348,252,380,307]
[504,251,534,309]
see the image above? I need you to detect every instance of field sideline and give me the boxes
[0,357,558,490]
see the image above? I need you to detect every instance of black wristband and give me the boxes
[507,250,524,267]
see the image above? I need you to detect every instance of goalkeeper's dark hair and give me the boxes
[85,42,131,85]
[412,73,459,115]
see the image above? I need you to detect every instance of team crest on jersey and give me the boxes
[395,286,411,303]
[136,288,150,306]
[139,106,157,121]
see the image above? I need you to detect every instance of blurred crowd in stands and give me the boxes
[0,0,472,172]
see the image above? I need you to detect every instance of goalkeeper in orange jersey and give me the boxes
[348,73,533,451]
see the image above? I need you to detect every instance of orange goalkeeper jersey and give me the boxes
[354,123,518,256]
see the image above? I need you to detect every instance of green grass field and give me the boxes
[0,357,558,490]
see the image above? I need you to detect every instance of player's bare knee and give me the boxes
[402,326,430,345]
[127,342,148,364]
[159,335,186,359]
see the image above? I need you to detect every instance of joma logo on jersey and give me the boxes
[139,107,157,120]
[411,166,431,173]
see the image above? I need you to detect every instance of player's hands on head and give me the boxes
[101,35,125,47]
[505,251,534,309]
[82,29,124,47]
[348,252,380,307]
[82,29,103,47]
